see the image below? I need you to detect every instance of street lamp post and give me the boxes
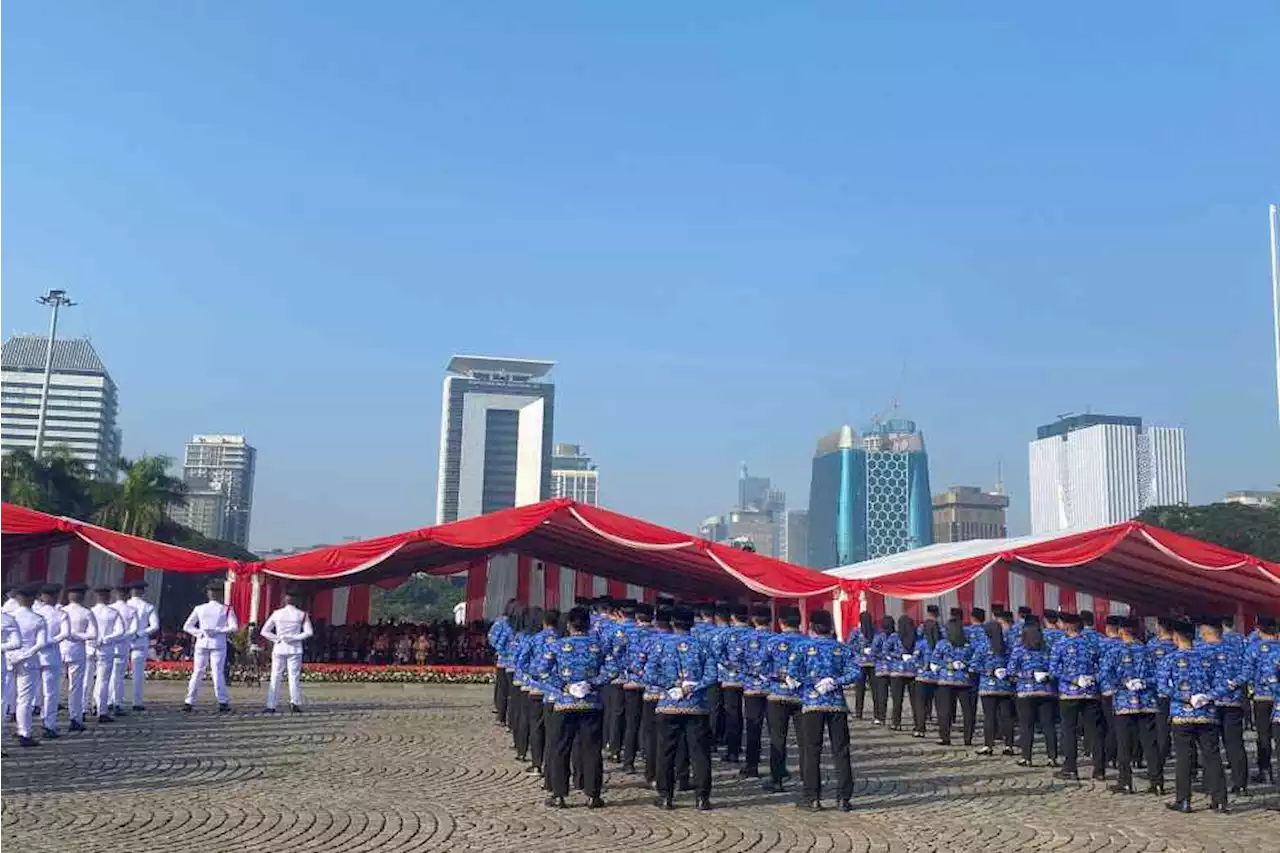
[33,289,76,459]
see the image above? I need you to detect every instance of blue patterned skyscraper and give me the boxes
[806,419,933,569]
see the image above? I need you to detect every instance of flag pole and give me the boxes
[1271,203,1280,426]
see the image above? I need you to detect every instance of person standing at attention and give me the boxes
[183,580,239,713]
[261,587,314,714]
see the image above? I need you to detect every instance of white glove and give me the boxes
[567,681,591,699]
[1190,693,1210,709]
[901,654,913,662]
[4,651,24,668]
[994,668,1008,679]
[950,660,966,670]
[681,680,697,693]
[1074,675,1092,688]
[1125,679,1144,691]
[1033,671,1048,683]
[784,676,800,690]
[862,647,872,655]
[666,687,685,701]
[929,663,939,672]
[815,677,837,695]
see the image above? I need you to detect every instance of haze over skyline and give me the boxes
[4,3,1277,551]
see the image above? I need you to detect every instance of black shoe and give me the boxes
[912,730,925,738]
[695,797,712,812]
[544,795,566,809]
[182,704,193,713]
[1058,769,1079,781]
[721,754,740,764]
[18,736,38,748]
[97,715,114,724]
[114,708,128,717]
[873,718,885,726]
[1092,769,1107,781]
[975,746,993,756]
[218,704,232,714]
[1229,784,1249,797]
[762,780,785,793]
[587,796,605,809]
[838,799,853,812]
[738,766,759,779]
[41,728,59,740]
[514,753,527,763]
[1166,800,1192,813]
[291,704,303,714]
[678,779,694,792]
[936,739,952,746]
[963,739,973,747]
[526,764,542,774]
[1211,801,1230,814]
[654,796,674,810]
[132,705,146,712]
[621,764,637,774]
[1252,768,1274,785]
[69,720,86,733]
[1047,758,1061,767]
[1108,783,1135,795]
[1002,747,1018,756]
[1145,782,1165,795]
[796,800,822,812]
[607,752,621,763]
[1016,759,1032,767]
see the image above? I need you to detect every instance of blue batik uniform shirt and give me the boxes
[1008,645,1056,697]
[929,639,975,687]
[1049,633,1101,699]
[1104,639,1159,714]
[1162,645,1228,724]
[787,634,861,712]
[647,630,719,714]
[740,627,773,696]
[489,617,514,669]
[541,633,617,712]
[1244,637,1280,703]
[762,631,805,702]
[1195,639,1245,708]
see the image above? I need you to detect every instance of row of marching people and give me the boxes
[849,603,1280,814]
[489,598,863,812]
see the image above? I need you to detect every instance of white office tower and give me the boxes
[1029,415,1187,534]
[436,356,555,523]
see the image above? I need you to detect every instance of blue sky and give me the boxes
[4,3,1277,550]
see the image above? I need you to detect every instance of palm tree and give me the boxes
[1,447,97,517]
[94,454,187,538]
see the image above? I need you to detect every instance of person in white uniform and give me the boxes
[109,585,137,716]
[2,600,22,751]
[2,585,17,722]
[89,585,125,722]
[60,583,98,732]
[32,583,70,738]
[261,588,314,713]
[183,580,238,713]
[126,579,159,711]
[7,584,49,747]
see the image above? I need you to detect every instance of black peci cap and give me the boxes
[66,583,89,594]
[40,583,62,596]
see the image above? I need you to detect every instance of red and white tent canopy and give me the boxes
[825,521,1280,618]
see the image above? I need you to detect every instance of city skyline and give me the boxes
[4,5,1276,548]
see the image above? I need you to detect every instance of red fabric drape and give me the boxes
[66,540,89,587]
[1092,597,1110,618]
[990,564,1010,610]
[839,594,858,641]
[607,579,626,601]
[313,588,334,623]
[957,581,974,614]
[1027,577,1045,615]
[543,562,560,609]
[465,560,487,623]
[347,584,372,624]
[229,575,253,625]
[1058,584,1077,613]
[122,563,145,584]
[29,547,48,584]
[516,555,532,603]
[904,599,922,622]
[574,570,594,600]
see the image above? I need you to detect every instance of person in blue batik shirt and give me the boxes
[717,605,752,764]
[788,609,858,813]
[510,607,543,763]
[870,615,895,726]
[618,603,653,775]
[885,614,918,732]
[930,619,975,747]
[737,604,774,780]
[1049,612,1105,781]
[959,607,989,746]
[976,619,1015,756]
[912,605,942,738]
[603,601,641,763]
[541,606,617,810]
[1196,616,1249,796]
[1242,616,1278,785]
[1101,616,1162,795]
[1161,618,1229,813]
[647,606,719,812]
[487,599,519,726]
[762,607,806,793]
[849,611,877,721]
[1148,616,1178,768]
[1009,617,1058,767]
[638,606,675,787]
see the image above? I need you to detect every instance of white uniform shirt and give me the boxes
[184,601,239,651]
[6,607,48,670]
[2,612,22,655]
[260,605,314,657]
[111,600,138,653]
[60,602,98,662]
[88,602,124,656]
[31,602,69,667]
[127,597,159,651]
[2,597,19,615]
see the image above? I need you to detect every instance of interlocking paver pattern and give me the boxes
[3,682,1277,852]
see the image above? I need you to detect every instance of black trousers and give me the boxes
[1060,698,1105,775]
[603,684,625,755]
[1113,713,1158,788]
[1217,705,1248,789]
[621,688,644,769]
[506,678,519,729]
[936,685,974,744]
[767,699,802,783]
[706,684,724,745]
[961,684,978,744]
[981,694,1015,748]
[886,676,909,728]
[1156,697,1172,763]
[1017,695,1058,762]
[657,713,712,799]
[721,686,744,758]
[853,666,875,718]
[1173,722,1226,805]
[542,702,558,787]
[1099,694,1118,764]
[494,668,508,717]
[872,674,890,722]
[799,711,853,802]
[1253,700,1273,772]
[550,710,603,798]
[914,680,936,733]
[743,693,767,772]
[529,696,547,768]
[642,698,659,782]
[512,690,530,758]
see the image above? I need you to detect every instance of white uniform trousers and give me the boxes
[185,646,229,705]
[130,648,148,706]
[109,649,128,709]
[2,661,12,718]
[63,658,87,723]
[40,660,62,730]
[92,650,114,716]
[14,662,38,737]
[266,654,304,710]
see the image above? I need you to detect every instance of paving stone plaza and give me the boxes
[2,682,1277,853]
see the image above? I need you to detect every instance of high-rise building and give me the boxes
[697,515,728,543]
[785,509,810,566]
[172,435,257,547]
[1223,490,1280,508]
[725,508,779,557]
[806,419,933,569]
[551,443,599,506]
[1,335,122,479]
[436,355,555,523]
[1028,414,1187,534]
[932,485,1010,543]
